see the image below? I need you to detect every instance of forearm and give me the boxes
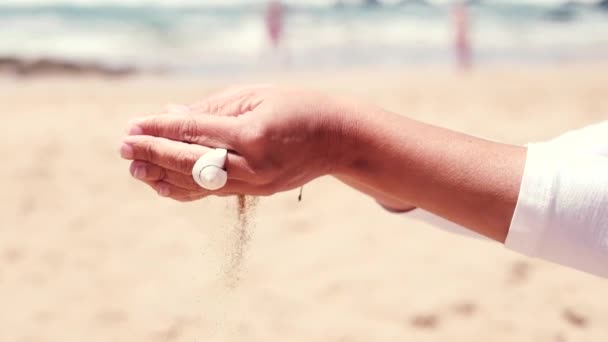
[334,109,526,242]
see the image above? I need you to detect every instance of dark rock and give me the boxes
[0,56,135,77]
[545,5,578,21]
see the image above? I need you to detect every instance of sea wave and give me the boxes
[0,1,607,74]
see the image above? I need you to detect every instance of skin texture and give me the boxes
[120,85,526,243]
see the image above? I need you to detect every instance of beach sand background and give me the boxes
[2,65,607,342]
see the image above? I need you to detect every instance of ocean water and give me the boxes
[1,1,607,73]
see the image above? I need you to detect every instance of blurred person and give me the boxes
[265,1,284,50]
[121,86,608,278]
[263,1,289,68]
[452,1,472,70]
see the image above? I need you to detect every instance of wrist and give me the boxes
[328,101,418,212]
[328,101,383,177]
[332,103,401,180]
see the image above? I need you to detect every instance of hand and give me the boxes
[120,85,359,202]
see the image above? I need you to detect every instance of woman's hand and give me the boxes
[120,84,526,242]
[120,86,364,201]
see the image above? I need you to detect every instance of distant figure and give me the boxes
[452,1,472,70]
[265,1,284,49]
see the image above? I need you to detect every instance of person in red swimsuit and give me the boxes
[265,1,284,49]
[452,1,472,70]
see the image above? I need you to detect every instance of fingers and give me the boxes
[128,113,242,148]
[121,135,255,181]
[130,161,199,189]
[132,161,276,199]
[126,104,191,133]
[138,174,271,202]
[121,135,205,174]
[140,180,206,202]
[124,85,273,202]
[129,84,269,135]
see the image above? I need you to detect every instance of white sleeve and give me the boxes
[505,143,608,278]
[397,121,608,277]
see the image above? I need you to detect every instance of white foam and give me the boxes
[0,0,600,8]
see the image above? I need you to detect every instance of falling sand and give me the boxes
[222,195,258,289]
[197,195,259,341]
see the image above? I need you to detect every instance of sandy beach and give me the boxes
[2,65,607,342]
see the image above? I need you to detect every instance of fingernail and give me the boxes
[158,184,170,197]
[128,125,143,135]
[120,143,134,159]
[134,166,146,179]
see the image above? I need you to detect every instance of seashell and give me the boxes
[192,148,228,191]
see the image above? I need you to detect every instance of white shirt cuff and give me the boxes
[506,143,608,277]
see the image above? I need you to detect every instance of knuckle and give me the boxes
[196,99,221,115]
[157,167,167,181]
[174,150,196,172]
[209,101,222,115]
[147,118,162,136]
[142,138,157,161]
[177,116,199,142]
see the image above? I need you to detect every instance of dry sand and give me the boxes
[1,65,607,342]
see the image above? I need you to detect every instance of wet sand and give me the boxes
[1,65,607,342]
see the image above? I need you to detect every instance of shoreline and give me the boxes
[0,56,137,77]
[2,55,608,79]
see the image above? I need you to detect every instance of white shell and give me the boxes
[192,148,228,191]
